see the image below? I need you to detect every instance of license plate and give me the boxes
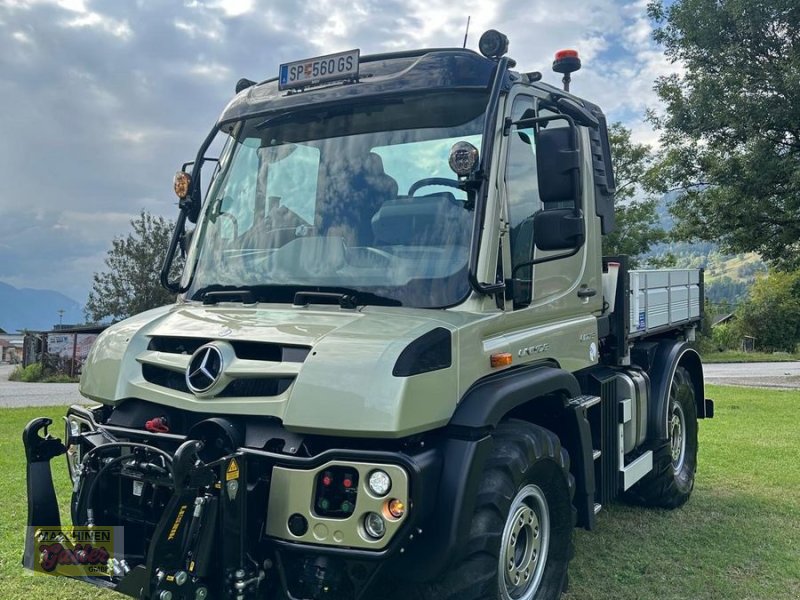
[279,49,360,91]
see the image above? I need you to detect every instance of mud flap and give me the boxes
[22,418,66,570]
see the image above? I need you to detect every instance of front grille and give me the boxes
[219,378,292,398]
[142,364,191,394]
[147,337,310,363]
[141,336,309,398]
[142,364,294,398]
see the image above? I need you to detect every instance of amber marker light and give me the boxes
[174,171,191,199]
[490,352,513,368]
[386,499,406,519]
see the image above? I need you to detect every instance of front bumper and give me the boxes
[22,408,442,600]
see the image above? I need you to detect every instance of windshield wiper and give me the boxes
[293,291,358,309]
[194,285,260,305]
[293,288,402,309]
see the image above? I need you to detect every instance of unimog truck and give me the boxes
[23,30,713,600]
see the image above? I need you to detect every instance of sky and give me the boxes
[0,0,677,306]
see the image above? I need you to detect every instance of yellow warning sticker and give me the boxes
[167,505,188,541]
[226,458,240,481]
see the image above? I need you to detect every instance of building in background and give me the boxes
[0,328,24,363]
[23,324,107,376]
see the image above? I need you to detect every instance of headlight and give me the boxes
[367,470,391,497]
[363,512,386,539]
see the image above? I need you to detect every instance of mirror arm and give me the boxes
[511,207,586,277]
[161,125,220,293]
[160,207,188,293]
[185,126,222,223]
[505,112,578,134]
[510,243,583,278]
[467,56,510,296]
[556,97,599,129]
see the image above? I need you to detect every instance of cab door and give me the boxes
[497,88,602,370]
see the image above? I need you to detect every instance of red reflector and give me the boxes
[555,49,579,60]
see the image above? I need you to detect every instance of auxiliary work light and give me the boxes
[478,29,509,59]
[449,141,479,177]
[173,171,191,199]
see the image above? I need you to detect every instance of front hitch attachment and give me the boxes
[22,418,67,570]
[143,440,263,599]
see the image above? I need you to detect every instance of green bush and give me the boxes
[5,363,76,383]
[711,323,740,351]
[41,373,79,383]
[736,270,800,352]
[8,363,44,382]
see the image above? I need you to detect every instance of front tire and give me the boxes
[415,420,575,600]
[628,365,699,508]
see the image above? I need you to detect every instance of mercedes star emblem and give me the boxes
[186,344,224,394]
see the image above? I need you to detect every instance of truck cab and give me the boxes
[23,31,712,600]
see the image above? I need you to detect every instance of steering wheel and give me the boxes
[407,177,461,196]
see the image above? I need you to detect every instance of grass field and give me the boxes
[1,385,798,599]
[702,351,800,363]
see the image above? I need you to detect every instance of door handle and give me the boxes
[577,286,597,299]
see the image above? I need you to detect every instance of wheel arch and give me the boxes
[425,363,592,569]
[635,340,706,441]
[449,361,582,429]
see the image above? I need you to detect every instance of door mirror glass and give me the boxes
[535,124,581,207]
[532,208,585,251]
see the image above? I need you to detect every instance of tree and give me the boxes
[603,122,670,267]
[735,269,800,353]
[86,211,180,322]
[648,0,800,269]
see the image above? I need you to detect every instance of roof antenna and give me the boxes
[462,16,471,48]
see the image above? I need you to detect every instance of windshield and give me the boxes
[182,91,486,307]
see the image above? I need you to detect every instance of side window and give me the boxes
[505,96,540,289]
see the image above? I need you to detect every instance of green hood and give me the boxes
[80,302,463,438]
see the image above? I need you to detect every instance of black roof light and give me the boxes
[236,78,256,94]
[478,29,509,59]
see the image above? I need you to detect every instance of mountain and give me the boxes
[644,193,767,307]
[0,281,83,332]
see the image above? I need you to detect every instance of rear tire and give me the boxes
[627,365,698,509]
[412,420,575,600]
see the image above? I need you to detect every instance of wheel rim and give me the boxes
[669,399,687,473]
[499,484,550,600]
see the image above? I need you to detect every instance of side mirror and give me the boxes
[535,125,581,206]
[533,208,585,251]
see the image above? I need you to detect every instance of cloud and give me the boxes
[0,0,680,306]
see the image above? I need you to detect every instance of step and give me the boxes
[620,450,653,491]
[569,394,601,410]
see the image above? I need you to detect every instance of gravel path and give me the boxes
[0,364,88,408]
[703,361,800,390]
